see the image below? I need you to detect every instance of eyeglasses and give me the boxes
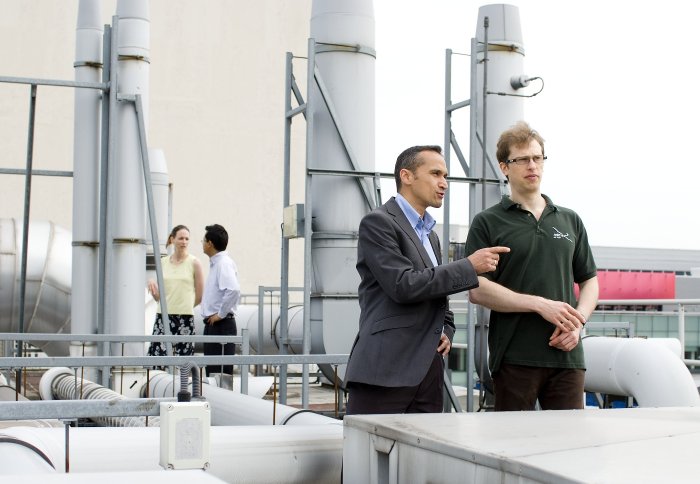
[506,155,547,166]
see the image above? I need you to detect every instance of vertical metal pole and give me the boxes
[16,83,38,387]
[466,302,476,412]
[467,36,479,412]
[240,328,249,395]
[442,48,452,264]
[481,17,489,212]
[468,36,478,218]
[678,303,686,358]
[99,17,119,387]
[442,48,454,412]
[64,420,70,473]
[301,38,316,409]
[279,51,294,403]
[133,94,169,339]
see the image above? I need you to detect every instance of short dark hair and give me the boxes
[394,145,442,191]
[204,224,228,251]
[166,224,189,247]
[496,121,545,164]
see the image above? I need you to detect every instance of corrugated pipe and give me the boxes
[178,362,201,402]
[39,367,159,427]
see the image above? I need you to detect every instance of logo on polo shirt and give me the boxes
[552,226,573,243]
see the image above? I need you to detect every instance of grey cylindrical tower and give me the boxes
[470,4,527,215]
[308,0,375,378]
[71,0,102,368]
[109,0,150,357]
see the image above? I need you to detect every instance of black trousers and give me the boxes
[203,315,237,376]
[345,352,445,415]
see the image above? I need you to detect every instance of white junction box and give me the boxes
[159,401,211,470]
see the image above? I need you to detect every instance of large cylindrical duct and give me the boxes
[0,425,343,482]
[71,0,103,373]
[237,304,313,355]
[0,219,71,356]
[308,0,375,382]
[471,4,526,212]
[583,337,700,407]
[109,0,150,357]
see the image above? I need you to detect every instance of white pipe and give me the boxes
[0,427,60,475]
[583,337,700,407]
[0,426,343,482]
[147,372,340,427]
[71,0,102,375]
[236,304,313,355]
[109,0,150,358]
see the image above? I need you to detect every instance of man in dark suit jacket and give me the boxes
[344,145,510,414]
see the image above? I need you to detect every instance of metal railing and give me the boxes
[0,330,349,405]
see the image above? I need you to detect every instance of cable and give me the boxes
[487,76,544,98]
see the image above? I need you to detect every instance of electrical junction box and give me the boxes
[159,401,211,471]
[283,203,305,239]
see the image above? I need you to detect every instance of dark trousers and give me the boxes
[203,315,237,376]
[493,363,585,411]
[345,352,444,415]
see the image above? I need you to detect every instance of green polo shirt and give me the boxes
[466,195,597,373]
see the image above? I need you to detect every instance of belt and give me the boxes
[204,313,234,324]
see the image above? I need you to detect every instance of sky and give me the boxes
[373,0,700,251]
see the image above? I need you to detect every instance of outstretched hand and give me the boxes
[467,246,510,274]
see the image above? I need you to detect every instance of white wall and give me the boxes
[0,0,311,294]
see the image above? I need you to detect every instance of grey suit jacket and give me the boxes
[345,197,480,388]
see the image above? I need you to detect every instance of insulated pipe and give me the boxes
[39,367,159,427]
[0,426,343,482]
[71,0,103,372]
[308,0,375,384]
[0,219,71,356]
[146,371,339,427]
[109,0,150,357]
[236,304,313,355]
[583,337,700,407]
[0,427,59,475]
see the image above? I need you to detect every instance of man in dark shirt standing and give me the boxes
[467,122,599,411]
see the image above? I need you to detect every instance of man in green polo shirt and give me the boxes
[466,121,599,411]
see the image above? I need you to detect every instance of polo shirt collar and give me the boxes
[500,193,557,211]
